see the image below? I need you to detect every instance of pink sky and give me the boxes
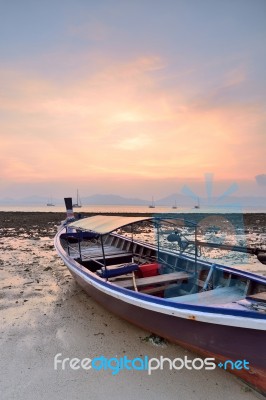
[0,1,265,199]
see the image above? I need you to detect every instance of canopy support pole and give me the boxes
[100,235,107,278]
[78,230,82,261]
[66,226,70,255]
[156,220,160,265]
[194,225,198,276]
[131,224,134,260]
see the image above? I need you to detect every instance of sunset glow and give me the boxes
[0,1,265,199]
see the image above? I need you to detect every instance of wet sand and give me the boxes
[0,212,265,400]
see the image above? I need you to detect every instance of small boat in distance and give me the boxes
[73,189,82,208]
[47,196,55,206]
[194,197,200,209]
[172,200,177,209]
[54,198,266,395]
[149,196,155,208]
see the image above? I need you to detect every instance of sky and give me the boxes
[0,0,265,200]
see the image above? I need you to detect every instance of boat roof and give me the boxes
[68,215,151,234]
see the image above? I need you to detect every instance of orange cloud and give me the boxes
[0,56,265,186]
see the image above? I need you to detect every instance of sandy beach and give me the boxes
[0,212,265,400]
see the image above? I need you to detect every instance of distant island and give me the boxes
[0,193,265,207]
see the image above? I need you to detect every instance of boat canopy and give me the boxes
[68,215,150,235]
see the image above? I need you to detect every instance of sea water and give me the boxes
[0,204,265,213]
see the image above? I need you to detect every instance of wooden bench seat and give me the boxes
[113,271,191,289]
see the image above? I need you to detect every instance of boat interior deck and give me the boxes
[166,286,244,306]
[61,233,266,311]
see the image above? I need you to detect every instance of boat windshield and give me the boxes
[156,218,198,256]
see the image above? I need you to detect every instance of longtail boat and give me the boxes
[54,198,266,394]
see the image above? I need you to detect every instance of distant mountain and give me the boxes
[156,193,194,206]
[0,193,265,207]
[157,193,266,207]
[21,195,55,204]
[0,195,60,205]
[0,197,16,203]
[82,194,148,205]
[0,193,147,206]
[223,196,266,207]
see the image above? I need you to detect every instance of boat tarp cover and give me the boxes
[68,215,150,234]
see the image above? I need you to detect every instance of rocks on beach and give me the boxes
[0,211,265,239]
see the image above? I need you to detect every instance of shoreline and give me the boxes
[0,210,265,231]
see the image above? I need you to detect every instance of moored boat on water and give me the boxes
[54,198,266,395]
[149,196,155,208]
[73,189,82,208]
[47,196,55,206]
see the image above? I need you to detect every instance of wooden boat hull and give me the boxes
[55,228,266,395]
[70,268,265,394]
